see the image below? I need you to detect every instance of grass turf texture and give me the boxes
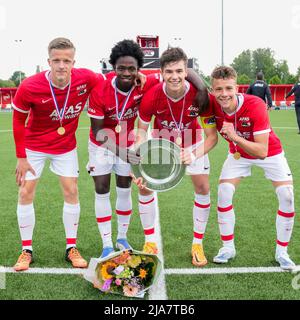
[0,110,299,300]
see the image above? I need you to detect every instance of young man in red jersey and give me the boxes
[134,47,218,266]
[87,41,210,259]
[209,66,295,270]
[87,39,161,259]
[12,37,102,271]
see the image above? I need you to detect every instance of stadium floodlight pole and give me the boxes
[14,39,22,85]
[221,0,224,65]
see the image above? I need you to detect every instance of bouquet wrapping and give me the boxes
[84,249,162,298]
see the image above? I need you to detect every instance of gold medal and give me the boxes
[233,152,241,160]
[115,124,122,133]
[57,126,65,135]
[176,136,182,145]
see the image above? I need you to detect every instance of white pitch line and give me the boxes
[2,267,83,275]
[3,265,300,276]
[164,266,300,275]
[148,193,168,300]
[273,127,297,130]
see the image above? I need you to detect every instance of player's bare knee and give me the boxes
[194,184,210,195]
[139,188,153,196]
[218,182,235,206]
[63,185,78,202]
[95,184,110,194]
[18,186,35,203]
[275,185,294,211]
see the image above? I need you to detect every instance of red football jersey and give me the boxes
[13,68,103,154]
[87,74,160,148]
[138,81,202,147]
[208,93,282,158]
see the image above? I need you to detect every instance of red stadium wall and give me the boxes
[0,85,296,110]
[0,88,17,109]
[238,84,295,107]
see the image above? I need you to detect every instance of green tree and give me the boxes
[287,74,297,84]
[252,48,276,82]
[9,71,26,87]
[237,74,251,85]
[269,75,281,84]
[198,70,211,88]
[231,50,253,79]
[0,79,16,87]
[275,60,290,84]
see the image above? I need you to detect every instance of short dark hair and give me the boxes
[109,39,144,68]
[256,72,264,80]
[160,47,188,69]
[211,65,237,81]
[48,37,75,55]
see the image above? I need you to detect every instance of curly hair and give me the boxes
[109,39,144,68]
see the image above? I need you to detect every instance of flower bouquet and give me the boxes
[84,250,162,298]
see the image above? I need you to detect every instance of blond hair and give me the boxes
[48,37,75,55]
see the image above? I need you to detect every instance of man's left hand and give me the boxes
[135,72,147,89]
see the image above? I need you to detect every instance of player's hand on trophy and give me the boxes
[129,172,148,190]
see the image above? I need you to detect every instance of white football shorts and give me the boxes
[87,140,132,177]
[219,151,293,182]
[186,141,210,175]
[25,148,79,180]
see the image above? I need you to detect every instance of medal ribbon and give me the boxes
[49,75,71,127]
[114,79,135,124]
[233,95,239,153]
[166,92,186,139]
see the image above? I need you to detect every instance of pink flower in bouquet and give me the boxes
[123,284,139,297]
[101,278,113,292]
[115,279,122,286]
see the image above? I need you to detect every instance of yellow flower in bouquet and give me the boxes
[87,249,162,298]
[127,255,142,268]
[138,268,147,279]
[100,261,117,280]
